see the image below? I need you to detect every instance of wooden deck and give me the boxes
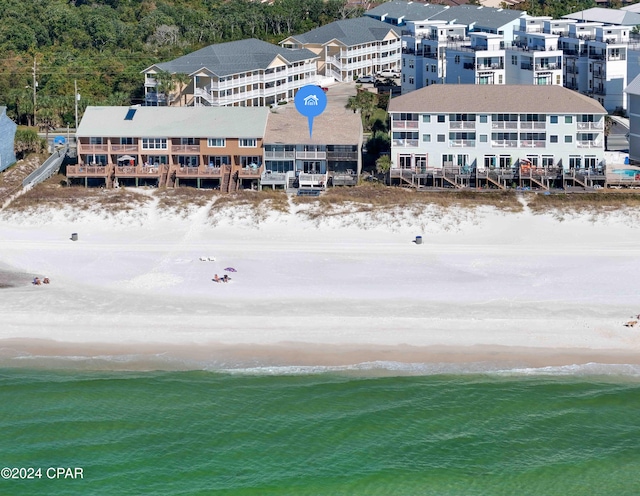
[391,166,617,190]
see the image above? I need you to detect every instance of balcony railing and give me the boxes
[491,140,518,148]
[175,166,222,176]
[296,151,326,159]
[576,140,603,148]
[449,139,476,148]
[392,139,419,147]
[519,122,546,130]
[172,144,200,153]
[265,150,295,159]
[492,122,518,130]
[392,121,419,129]
[111,144,138,153]
[449,122,476,129]
[519,140,546,148]
[81,144,109,153]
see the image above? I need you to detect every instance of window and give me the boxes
[120,137,134,145]
[498,75,503,84]
[208,138,226,147]
[437,115,445,123]
[455,55,460,64]
[89,137,103,145]
[437,134,445,142]
[542,156,554,167]
[422,134,431,142]
[208,156,231,167]
[181,138,198,145]
[409,60,414,69]
[479,115,488,123]
[511,55,517,65]
[240,156,261,167]
[422,115,431,123]
[565,135,572,143]
[141,138,167,150]
[480,135,488,143]
[239,138,257,147]
[550,135,558,143]
[550,116,558,124]
[409,77,414,84]
[565,116,573,124]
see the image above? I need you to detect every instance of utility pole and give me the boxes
[32,57,37,127]
[74,79,79,129]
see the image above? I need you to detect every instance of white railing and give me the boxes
[519,122,546,130]
[492,122,518,130]
[449,140,476,148]
[519,140,546,148]
[265,150,295,159]
[296,151,327,159]
[491,140,518,148]
[392,121,419,129]
[576,140,603,148]
[577,122,604,130]
[449,122,476,129]
[392,139,419,147]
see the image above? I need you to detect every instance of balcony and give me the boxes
[577,140,603,148]
[491,122,518,130]
[449,139,475,148]
[577,122,604,130]
[81,144,109,153]
[172,144,200,153]
[111,144,138,153]
[449,122,476,130]
[491,140,518,148]
[296,151,327,160]
[265,150,295,159]
[519,122,546,130]
[392,120,419,129]
[519,140,546,148]
[392,139,419,147]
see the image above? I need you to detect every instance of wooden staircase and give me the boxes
[221,164,232,192]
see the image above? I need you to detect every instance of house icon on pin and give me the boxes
[303,95,319,106]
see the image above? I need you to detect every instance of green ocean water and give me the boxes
[1,367,640,496]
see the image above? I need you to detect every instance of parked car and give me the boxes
[376,69,400,79]
[356,75,375,84]
[316,85,329,92]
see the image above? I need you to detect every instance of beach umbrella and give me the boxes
[224,267,237,272]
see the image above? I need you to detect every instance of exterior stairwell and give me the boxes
[221,164,232,192]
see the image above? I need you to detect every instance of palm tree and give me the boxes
[155,70,175,106]
[174,73,191,106]
[375,154,392,185]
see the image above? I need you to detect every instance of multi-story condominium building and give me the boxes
[280,17,401,82]
[69,106,269,191]
[142,38,319,107]
[555,22,631,112]
[388,85,606,188]
[261,105,362,190]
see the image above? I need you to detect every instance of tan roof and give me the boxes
[389,85,607,114]
[264,104,362,145]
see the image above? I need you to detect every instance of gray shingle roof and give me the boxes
[286,17,399,46]
[77,106,270,139]
[388,85,607,114]
[145,38,318,77]
[429,5,526,30]
[562,7,640,25]
[365,1,449,22]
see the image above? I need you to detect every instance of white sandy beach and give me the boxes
[1,191,640,371]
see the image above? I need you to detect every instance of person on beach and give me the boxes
[223,274,229,283]
[33,277,41,285]
[213,274,221,283]
[43,277,50,284]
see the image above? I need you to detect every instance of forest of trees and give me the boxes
[0,0,602,130]
[0,0,366,128]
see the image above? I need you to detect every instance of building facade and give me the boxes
[142,39,319,107]
[388,85,606,184]
[280,17,401,82]
[70,106,269,190]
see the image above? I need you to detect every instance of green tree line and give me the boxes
[0,0,364,128]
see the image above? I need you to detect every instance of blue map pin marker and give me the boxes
[294,85,327,138]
